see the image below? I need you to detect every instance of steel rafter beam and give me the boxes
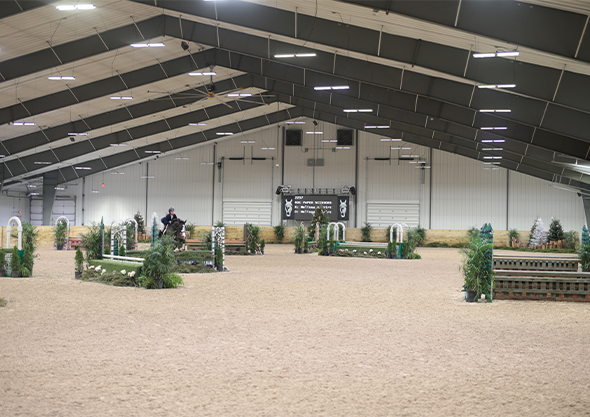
[41,106,302,185]
[3,91,271,180]
[0,48,216,126]
[0,15,165,83]
[0,72,249,157]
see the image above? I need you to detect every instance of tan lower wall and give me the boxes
[0,225,534,248]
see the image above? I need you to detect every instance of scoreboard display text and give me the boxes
[282,195,349,221]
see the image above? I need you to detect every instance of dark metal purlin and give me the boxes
[0,69,245,156]
[7,93,271,179]
[140,3,590,121]
[51,107,303,184]
[338,0,588,62]
[161,15,590,152]
[0,16,165,82]
[0,48,217,127]
[266,90,582,186]
[223,53,583,169]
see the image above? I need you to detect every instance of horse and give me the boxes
[159,218,187,251]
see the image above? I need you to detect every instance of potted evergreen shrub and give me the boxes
[143,237,175,289]
[215,245,224,272]
[508,229,519,247]
[55,220,67,250]
[415,226,426,247]
[10,246,20,278]
[578,243,590,272]
[386,241,396,259]
[273,225,285,243]
[361,222,372,242]
[21,248,33,277]
[75,247,84,279]
[461,235,494,302]
[0,251,6,276]
[293,224,305,254]
[259,239,266,255]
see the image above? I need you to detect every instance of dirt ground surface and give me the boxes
[1,245,589,417]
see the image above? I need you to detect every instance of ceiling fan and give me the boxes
[148,74,275,109]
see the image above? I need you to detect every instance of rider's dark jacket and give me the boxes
[161,213,178,226]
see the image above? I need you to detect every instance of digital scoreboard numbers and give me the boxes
[282,195,349,221]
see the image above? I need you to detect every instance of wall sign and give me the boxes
[282,195,349,221]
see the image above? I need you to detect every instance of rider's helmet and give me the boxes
[169,207,175,213]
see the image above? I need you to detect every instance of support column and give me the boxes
[42,171,58,225]
[582,197,590,227]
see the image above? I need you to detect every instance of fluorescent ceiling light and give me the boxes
[189,72,217,76]
[473,51,519,58]
[473,53,496,58]
[497,51,520,57]
[483,156,502,159]
[13,122,35,126]
[365,126,389,129]
[481,127,507,130]
[175,157,190,160]
[336,147,350,150]
[75,166,91,170]
[200,162,215,165]
[35,162,52,165]
[481,139,505,143]
[26,185,37,188]
[391,147,412,150]
[480,109,511,113]
[27,193,40,196]
[91,190,99,193]
[188,123,207,126]
[110,96,133,100]
[306,131,323,134]
[322,140,337,143]
[484,167,500,170]
[286,121,305,124]
[109,143,128,147]
[381,138,402,142]
[55,187,65,190]
[240,140,255,144]
[275,52,318,58]
[141,176,155,179]
[68,132,88,136]
[261,147,276,150]
[110,171,125,174]
[216,132,233,135]
[477,84,516,89]
[344,109,373,113]
[314,86,349,90]
[145,150,161,154]
[48,76,75,80]
[56,4,95,10]
[130,43,165,47]
[228,93,252,97]
[482,148,503,151]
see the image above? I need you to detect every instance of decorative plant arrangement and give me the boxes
[80,222,104,260]
[467,226,479,240]
[461,234,494,302]
[293,224,306,254]
[134,212,146,235]
[414,227,426,246]
[529,218,547,247]
[245,223,262,254]
[273,225,285,243]
[386,241,397,259]
[578,241,590,272]
[215,244,224,272]
[260,239,266,255]
[20,248,33,277]
[0,250,6,277]
[308,206,329,239]
[55,220,67,250]
[548,218,564,242]
[10,246,20,277]
[508,228,520,247]
[361,222,372,242]
[142,236,179,289]
[75,247,84,278]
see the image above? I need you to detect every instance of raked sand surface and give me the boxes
[1,245,589,416]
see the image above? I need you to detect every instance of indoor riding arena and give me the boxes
[1,1,590,416]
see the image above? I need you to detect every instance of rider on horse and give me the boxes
[161,207,178,234]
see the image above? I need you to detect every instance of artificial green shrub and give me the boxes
[10,246,20,273]
[274,225,285,243]
[142,237,175,288]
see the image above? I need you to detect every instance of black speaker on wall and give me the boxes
[337,129,354,146]
[286,130,302,146]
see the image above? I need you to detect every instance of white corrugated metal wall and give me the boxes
[59,118,585,231]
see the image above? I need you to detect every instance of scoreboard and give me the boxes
[282,195,349,221]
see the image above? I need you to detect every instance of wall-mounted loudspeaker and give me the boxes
[337,129,354,146]
[286,130,302,146]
